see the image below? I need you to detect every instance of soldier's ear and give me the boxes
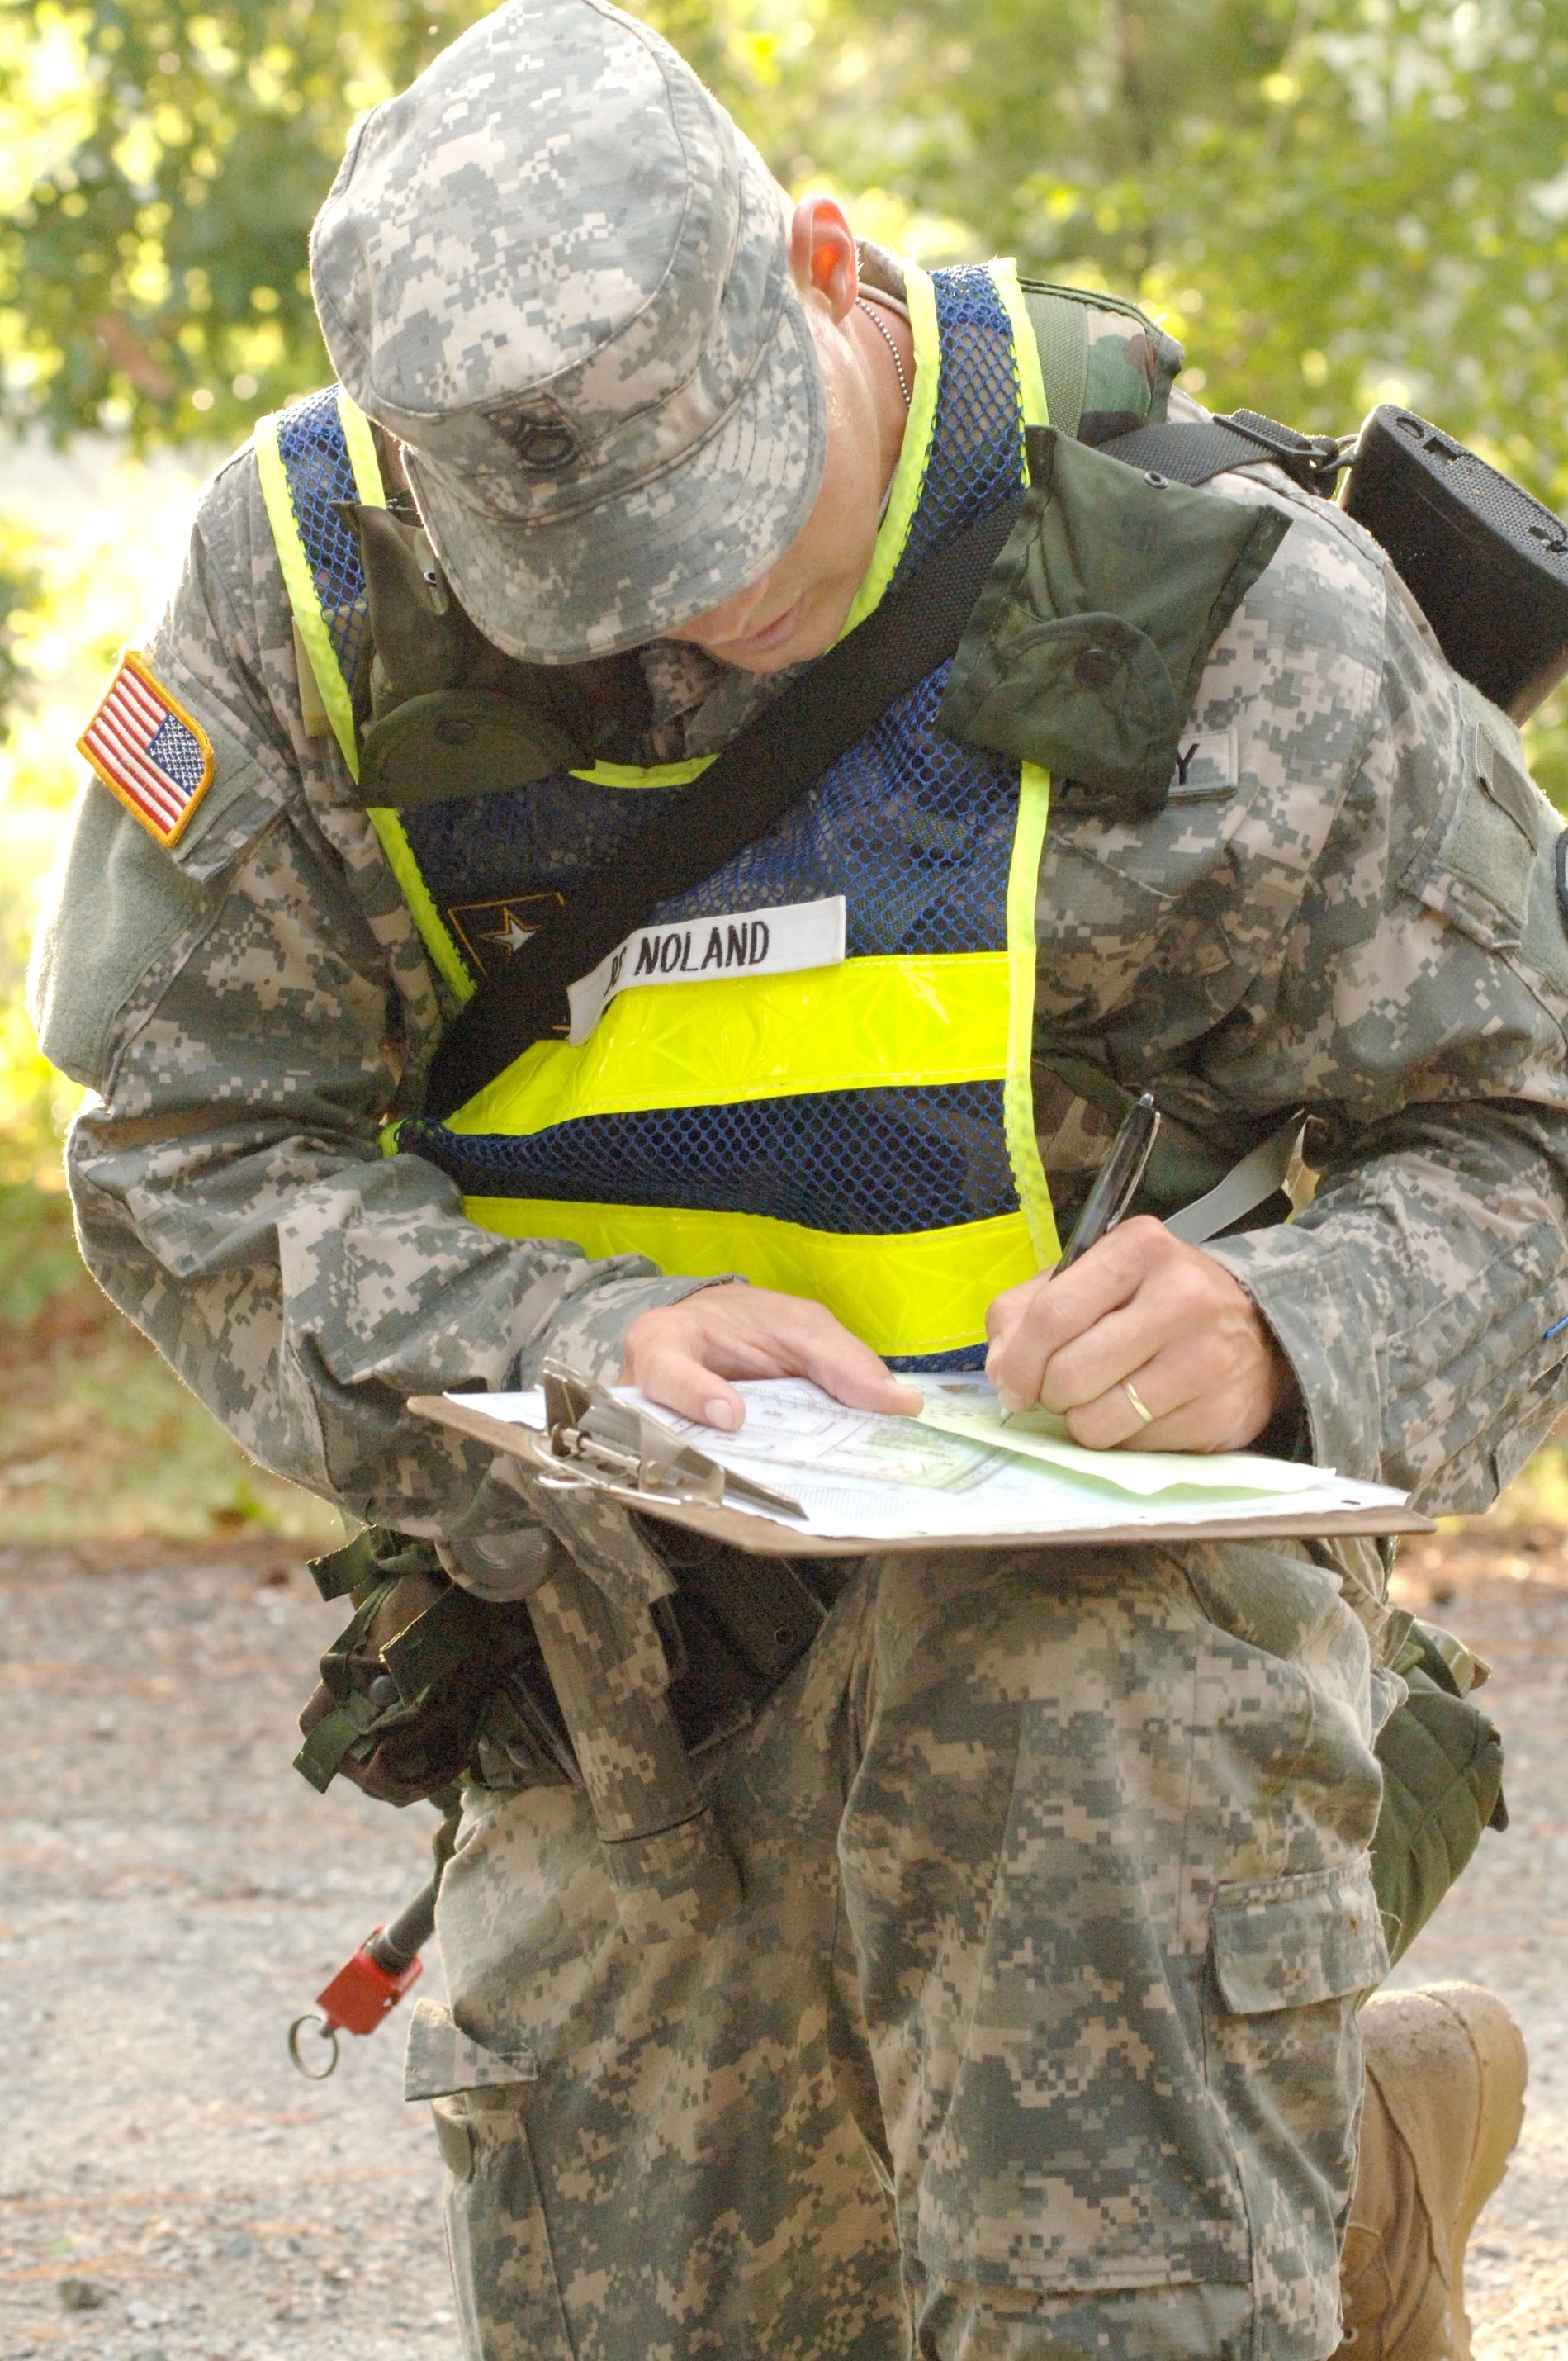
[786,195,858,320]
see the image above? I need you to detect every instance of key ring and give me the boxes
[287,2008,341,2080]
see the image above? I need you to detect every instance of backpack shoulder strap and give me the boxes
[1099,407,1348,495]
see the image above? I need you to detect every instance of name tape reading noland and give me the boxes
[1167,726,1238,801]
[566,895,848,1043]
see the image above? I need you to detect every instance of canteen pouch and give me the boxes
[340,501,664,804]
[295,1530,571,1805]
[940,426,1291,813]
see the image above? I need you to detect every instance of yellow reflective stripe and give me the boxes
[569,756,715,790]
[988,276,1056,1263]
[445,951,1010,1135]
[1004,761,1058,1266]
[338,388,385,506]
[254,413,361,780]
[992,256,1050,432]
[838,263,940,642]
[367,808,476,1002]
[461,1196,1042,1358]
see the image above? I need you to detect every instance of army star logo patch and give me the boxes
[77,651,215,846]
[448,893,565,977]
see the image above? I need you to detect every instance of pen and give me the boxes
[1056,1091,1162,1273]
[997,1092,1161,1420]
[1545,1311,1568,1344]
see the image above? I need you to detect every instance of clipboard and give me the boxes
[409,1365,1433,1557]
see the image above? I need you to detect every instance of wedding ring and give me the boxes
[1121,1378,1155,1426]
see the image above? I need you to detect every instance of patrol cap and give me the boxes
[310,0,826,661]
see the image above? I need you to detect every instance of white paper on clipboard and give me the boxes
[435,1374,1417,1548]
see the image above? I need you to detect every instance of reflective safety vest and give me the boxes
[256,260,1061,1368]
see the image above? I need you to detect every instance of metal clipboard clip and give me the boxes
[539,1360,803,1518]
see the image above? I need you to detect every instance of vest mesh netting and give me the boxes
[276,390,373,693]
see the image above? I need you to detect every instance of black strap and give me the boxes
[1098,409,1348,498]
[422,493,1024,1119]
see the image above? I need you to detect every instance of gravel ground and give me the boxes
[0,1541,454,2361]
[2,1531,1562,2359]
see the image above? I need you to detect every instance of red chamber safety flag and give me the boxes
[77,652,215,846]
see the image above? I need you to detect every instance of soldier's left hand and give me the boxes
[984,1217,1296,1453]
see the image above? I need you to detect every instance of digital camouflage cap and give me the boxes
[309,0,827,662]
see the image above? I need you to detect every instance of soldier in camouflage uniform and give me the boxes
[31,0,1553,2354]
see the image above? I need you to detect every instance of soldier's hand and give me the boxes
[622,1283,922,1431]
[984,1217,1296,1453]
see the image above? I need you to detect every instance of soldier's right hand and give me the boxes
[621,1282,921,1432]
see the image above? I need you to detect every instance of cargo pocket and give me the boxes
[1207,1858,1389,2359]
[405,2000,572,2361]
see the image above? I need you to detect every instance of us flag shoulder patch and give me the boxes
[77,651,215,847]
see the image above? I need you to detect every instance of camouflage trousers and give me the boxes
[422,1538,1389,2361]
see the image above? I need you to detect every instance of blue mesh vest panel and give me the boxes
[274,390,374,690]
[278,270,1031,1370]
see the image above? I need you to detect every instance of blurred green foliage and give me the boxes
[0,521,44,718]
[1,0,483,446]
[3,0,1568,504]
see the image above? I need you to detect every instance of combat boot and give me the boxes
[1333,1982,1527,2359]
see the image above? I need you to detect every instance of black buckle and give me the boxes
[1215,410,1354,498]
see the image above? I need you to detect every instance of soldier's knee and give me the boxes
[869,1542,1196,1712]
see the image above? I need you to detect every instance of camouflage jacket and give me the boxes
[31,422,1568,1542]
